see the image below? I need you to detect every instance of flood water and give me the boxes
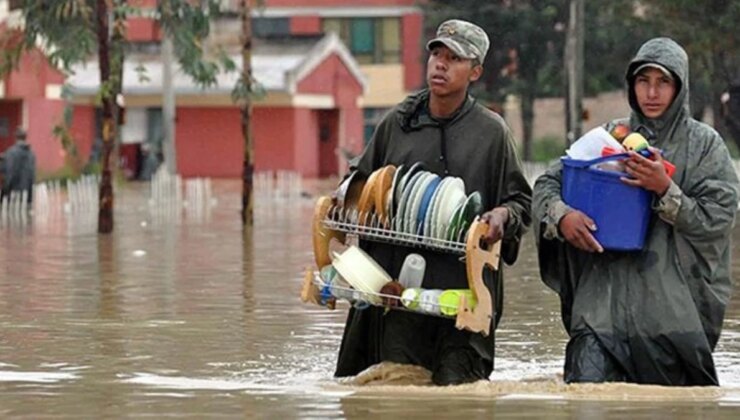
[1,180,740,418]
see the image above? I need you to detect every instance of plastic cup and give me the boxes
[401,288,422,310]
[438,289,477,316]
[419,289,443,315]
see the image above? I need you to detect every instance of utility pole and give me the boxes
[564,0,584,145]
[162,33,177,174]
[240,0,254,226]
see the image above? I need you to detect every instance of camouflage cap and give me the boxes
[426,20,489,63]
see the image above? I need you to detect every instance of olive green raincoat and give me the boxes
[533,38,740,385]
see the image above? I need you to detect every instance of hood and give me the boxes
[396,89,477,132]
[625,37,690,136]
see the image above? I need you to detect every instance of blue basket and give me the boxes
[561,154,653,251]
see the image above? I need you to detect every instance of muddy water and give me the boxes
[0,180,739,418]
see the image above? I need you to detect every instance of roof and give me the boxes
[66,33,367,97]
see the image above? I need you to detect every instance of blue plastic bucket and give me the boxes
[561,154,652,251]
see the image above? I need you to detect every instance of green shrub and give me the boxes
[36,165,79,184]
[529,135,567,162]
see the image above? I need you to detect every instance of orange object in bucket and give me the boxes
[601,147,676,178]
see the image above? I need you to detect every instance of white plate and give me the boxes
[429,177,453,239]
[395,163,424,213]
[406,173,438,234]
[444,200,466,242]
[430,177,458,239]
[416,176,442,235]
[402,172,432,234]
[395,171,425,232]
[388,164,406,219]
[424,177,451,239]
[435,178,466,239]
[399,171,428,232]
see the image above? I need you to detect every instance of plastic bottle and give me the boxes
[398,253,425,289]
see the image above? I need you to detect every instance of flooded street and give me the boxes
[1,180,740,418]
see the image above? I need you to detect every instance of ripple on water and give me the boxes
[0,370,79,383]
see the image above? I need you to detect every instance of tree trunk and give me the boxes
[112,1,126,179]
[725,85,740,150]
[689,72,709,122]
[521,89,535,161]
[240,0,254,226]
[709,51,737,150]
[162,35,177,174]
[96,0,115,234]
[564,0,584,145]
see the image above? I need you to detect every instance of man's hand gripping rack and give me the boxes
[301,196,501,336]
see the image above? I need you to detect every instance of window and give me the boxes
[323,18,401,64]
[379,18,401,64]
[350,18,375,63]
[253,17,290,38]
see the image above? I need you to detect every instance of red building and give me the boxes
[0,8,68,173]
[237,0,425,143]
[0,0,425,178]
[68,33,366,178]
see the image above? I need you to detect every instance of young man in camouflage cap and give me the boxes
[334,19,532,385]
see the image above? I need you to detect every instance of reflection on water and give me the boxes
[1,180,740,417]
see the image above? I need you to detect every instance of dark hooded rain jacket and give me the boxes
[335,90,532,377]
[2,141,35,202]
[533,38,740,385]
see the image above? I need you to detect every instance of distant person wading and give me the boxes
[0,127,36,206]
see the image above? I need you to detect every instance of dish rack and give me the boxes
[321,204,469,254]
[301,196,500,336]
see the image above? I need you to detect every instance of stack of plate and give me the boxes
[423,177,467,240]
[356,165,396,221]
[389,165,479,241]
[334,163,483,242]
[337,165,397,225]
[395,170,440,234]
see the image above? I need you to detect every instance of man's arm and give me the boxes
[483,127,532,264]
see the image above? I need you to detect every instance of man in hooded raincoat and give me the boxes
[1,127,36,205]
[334,20,532,385]
[533,37,740,385]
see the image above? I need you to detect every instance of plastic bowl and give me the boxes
[331,246,391,303]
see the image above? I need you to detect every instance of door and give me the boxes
[318,109,339,177]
